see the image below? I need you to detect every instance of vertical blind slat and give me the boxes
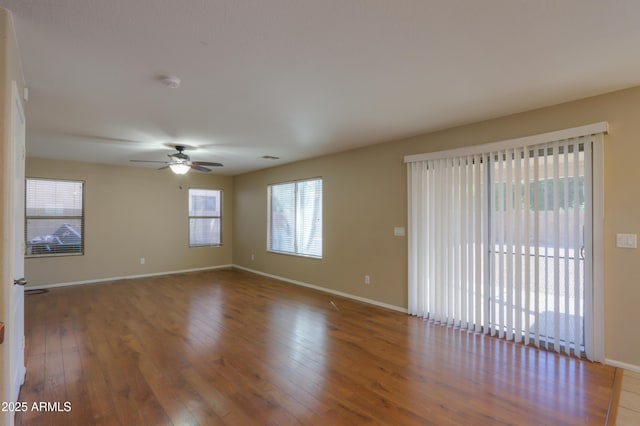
[482,155,490,335]
[453,158,460,325]
[573,140,582,356]
[583,138,594,360]
[543,147,551,351]
[474,155,481,332]
[498,152,505,338]
[533,148,540,347]
[522,148,531,345]
[514,148,523,343]
[513,148,521,342]
[563,140,571,355]
[460,157,468,329]
[552,143,561,352]
[430,161,436,320]
[505,150,514,341]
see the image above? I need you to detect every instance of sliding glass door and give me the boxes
[406,126,604,360]
[487,139,588,356]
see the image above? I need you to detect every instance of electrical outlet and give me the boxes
[251,253,255,261]
[140,257,145,265]
[364,275,371,285]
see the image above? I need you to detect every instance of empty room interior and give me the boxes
[1,1,640,425]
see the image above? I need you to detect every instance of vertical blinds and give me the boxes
[406,127,605,360]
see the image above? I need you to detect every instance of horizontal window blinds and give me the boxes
[270,182,297,253]
[268,178,323,258]
[25,178,84,256]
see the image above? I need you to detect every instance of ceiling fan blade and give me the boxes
[158,165,170,170]
[192,161,223,167]
[130,160,169,164]
[190,165,212,173]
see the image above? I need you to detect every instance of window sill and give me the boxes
[26,252,84,259]
[267,249,322,260]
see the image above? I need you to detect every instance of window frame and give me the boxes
[267,177,323,259]
[188,188,223,247]
[25,177,85,258]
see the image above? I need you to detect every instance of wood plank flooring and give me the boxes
[617,370,640,425]
[16,268,615,425]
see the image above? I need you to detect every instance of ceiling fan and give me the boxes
[130,145,223,174]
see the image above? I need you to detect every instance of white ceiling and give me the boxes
[2,1,640,175]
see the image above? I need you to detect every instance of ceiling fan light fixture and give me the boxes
[161,75,181,89]
[169,163,190,174]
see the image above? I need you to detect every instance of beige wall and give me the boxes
[233,86,640,368]
[0,7,24,423]
[25,158,233,286]
[233,149,409,308]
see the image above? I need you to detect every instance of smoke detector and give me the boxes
[161,76,181,88]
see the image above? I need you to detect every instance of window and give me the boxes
[268,178,322,258]
[25,178,84,257]
[189,189,222,246]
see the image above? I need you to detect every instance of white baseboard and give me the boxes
[605,358,640,373]
[26,264,234,290]
[27,263,407,313]
[25,264,407,314]
[232,264,407,314]
[26,264,640,373]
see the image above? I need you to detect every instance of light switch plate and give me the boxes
[394,227,406,237]
[616,233,637,249]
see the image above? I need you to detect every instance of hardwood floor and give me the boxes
[16,268,615,425]
[617,370,640,425]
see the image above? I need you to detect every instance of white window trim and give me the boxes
[267,177,323,259]
[188,188,222,247]
[25,177,85,258]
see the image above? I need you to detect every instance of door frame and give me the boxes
[8,80,26,400]
[1,80,26,426]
